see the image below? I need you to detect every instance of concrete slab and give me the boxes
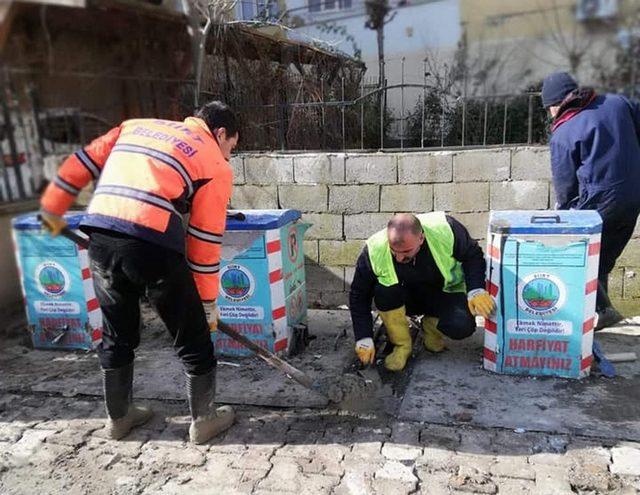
[399,321,640,441]
[0,310,357,409]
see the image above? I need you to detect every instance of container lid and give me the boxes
[225,209,302,231]
[489,210,602,235]
[12,211,87,230]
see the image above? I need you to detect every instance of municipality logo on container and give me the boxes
[220,264,255,302]
[35,261,70,297]
[518,272,566,316]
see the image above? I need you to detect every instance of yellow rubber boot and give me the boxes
[422,317,445,353]
[379,306,413,371]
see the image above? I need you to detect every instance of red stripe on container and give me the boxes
[581,355,593,370]
[81,268,91,280]
[588,242,601,256]
[92,329,102,341]
[585,279,598,295]
[484,319,497,333]
[272,306,286,320]
[266,240,281,254]
[269,269,283,284]
[488,244,500,260]
[483,348,496,363]
[87,298,100,312]
[583,317,595,333]
[274,339,288,352]
[487,281,499,297]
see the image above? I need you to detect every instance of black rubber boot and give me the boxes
[102,363,153,440]
[186,369,234,444]
[595,281,624,331]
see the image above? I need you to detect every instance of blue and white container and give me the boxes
[484,210,602,379]
[215,209,309,357]
[12,212,102,350]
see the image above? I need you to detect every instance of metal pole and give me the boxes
[441,92,445,148]
[360,76,364,150]
[341,77,345,150]
[400,57,405,150]
[461,97,466,147]
[321,78,326,150]
[483,100,488,146]
[502,98,508,145]
[421,60,426,149]
[380,85,384,150]
[1,75,26,199]
[527,94,534,145]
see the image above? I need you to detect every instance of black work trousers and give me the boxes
[597,208,640,310]
[374,284,476,340]
[88,230,215,375]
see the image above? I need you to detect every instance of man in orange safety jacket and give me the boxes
[39,101,238,444]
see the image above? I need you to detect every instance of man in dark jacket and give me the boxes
[542,72,640,329]
[350,212,495,371]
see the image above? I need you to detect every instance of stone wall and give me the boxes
[229,147,640,313]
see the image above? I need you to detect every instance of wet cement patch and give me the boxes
[0,310,386,411]
[398,321,640,441]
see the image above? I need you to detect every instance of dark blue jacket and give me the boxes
[550,94,640,218]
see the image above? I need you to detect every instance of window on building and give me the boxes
[240,0,279,19]
[309,0,352,12]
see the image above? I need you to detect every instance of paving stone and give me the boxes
[416,470,451,494]
[0,424,24,443]
[371,477,417,494]
[415,446,457,472]
[533,465,572,495]
[528,452,572,467]
[333,470,373,494]
[353,425,391,442]
[8,428,57,461]
[490,457,535,480]
[375,460,419,484]
[448,467,497,494]
[257,459,301,492]
[610,446,640,476]
[458,428,495,453]
[495,477,537,494]
[323,424,353,443]
[46,429,87,448]
[492,430,541,455]
[138,445,206,467]
[568,462,613,493]
[564,442,611,469]
[231,450,273,471]
[455,453,496,475]
[381,443,422,461]
[350,441,383,459]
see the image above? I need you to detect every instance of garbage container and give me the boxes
[215,209,309,357]
[12,212,102,350]
[484,210,602,379]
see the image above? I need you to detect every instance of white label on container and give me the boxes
[507,319,573,336]
[34,300,81,315]
[219,305,264,320]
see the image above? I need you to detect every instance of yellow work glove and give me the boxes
[355,337,375,365]
[202,300,220,332]
[467,289,496,319]
[40,210,67,237]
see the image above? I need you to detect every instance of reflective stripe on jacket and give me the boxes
[365,211,466,293]
[40,117,233,300]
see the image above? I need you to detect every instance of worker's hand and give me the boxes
[40,210,67,237]
[355,337,375,365]
[467,289,496,319]
[202,300,220,332]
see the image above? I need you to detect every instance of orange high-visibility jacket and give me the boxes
[40,117,233,301]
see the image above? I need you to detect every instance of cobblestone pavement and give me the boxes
[1,392,639,495]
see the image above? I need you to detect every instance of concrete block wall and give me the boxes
[230,148,640,312]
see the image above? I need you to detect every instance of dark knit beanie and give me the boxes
[542,72,578,108]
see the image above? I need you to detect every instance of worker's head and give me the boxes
[542,72,578,117]
[196,100,239,160]
[387,213,424,264]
